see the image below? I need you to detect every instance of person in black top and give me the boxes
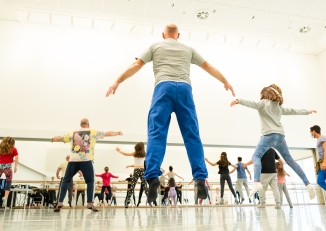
[205,152,239,205]
[246,148,284,209]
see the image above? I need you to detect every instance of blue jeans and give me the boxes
[252,133,309,185]
[144,81,208,181]
[317,170,326,190]
[59,161,95,203]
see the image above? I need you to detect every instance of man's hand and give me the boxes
[310,110,317,114]
[14,167,17,173]
[242,163,247,168]
[224,82,235,97]
[57,176,61,179]
[106,81,120,97]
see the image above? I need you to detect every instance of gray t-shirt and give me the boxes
[317,135,326,159]
[238,99,309,135]
[136,38,206,86]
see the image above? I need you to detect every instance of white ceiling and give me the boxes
[1,0,326,55]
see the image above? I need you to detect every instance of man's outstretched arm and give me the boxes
[106,59,145,97]
[200,61,235,97]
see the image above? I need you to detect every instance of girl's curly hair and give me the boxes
[260,84,283,105]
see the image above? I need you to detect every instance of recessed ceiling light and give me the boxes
[196,10,210,21]
[298,26,311,34]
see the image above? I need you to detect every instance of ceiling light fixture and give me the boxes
[298,25,311,34]
[196,10,210,21]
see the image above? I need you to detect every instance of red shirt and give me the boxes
[95,172,118,186]
[0,147,18,164]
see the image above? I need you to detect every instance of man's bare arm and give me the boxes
[106,59,145,97]
[200,61,235,97]
[105,131,123,137]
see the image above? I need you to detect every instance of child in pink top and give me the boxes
[95,166,118,205]
[0,137,18,208]
[276,162,293,208]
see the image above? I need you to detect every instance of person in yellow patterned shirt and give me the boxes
[51,118,123,212]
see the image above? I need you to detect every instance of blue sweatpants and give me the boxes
[252,133,309,185]
[317,170,326,190]
[144,81,208,181]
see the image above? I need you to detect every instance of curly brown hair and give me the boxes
[260,84,283,105]
[0,137,15,155]
[134,142,146,158]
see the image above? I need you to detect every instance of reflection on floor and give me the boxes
[0,205,326,231]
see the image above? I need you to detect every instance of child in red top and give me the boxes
[0,137,19,208]
[95,166,118,205]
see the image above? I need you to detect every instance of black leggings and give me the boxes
[126,168,148,202]
[220,174,236,198]
[100,186,112,202]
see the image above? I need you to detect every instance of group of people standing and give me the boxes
[1,23,326,211]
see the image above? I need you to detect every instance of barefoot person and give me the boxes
[51,118,122,212]
[106,23,235,203]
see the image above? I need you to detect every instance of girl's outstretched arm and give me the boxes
[205,158,218,166]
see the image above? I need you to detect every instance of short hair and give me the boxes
[238,157,242,161]
[310,125,321,134]
[166,25,178,33]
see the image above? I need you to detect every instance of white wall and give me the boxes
[0,20,325,181]
[318,49,326,96]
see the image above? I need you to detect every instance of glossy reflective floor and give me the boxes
[0,205,326,231]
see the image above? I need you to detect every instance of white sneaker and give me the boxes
[249,183,263,197]
[306,184,316,200]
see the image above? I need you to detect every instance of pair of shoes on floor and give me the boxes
[68,201,72,208]
[234,199,239,205]
[219,198,224,205]
[249,182,263,197]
